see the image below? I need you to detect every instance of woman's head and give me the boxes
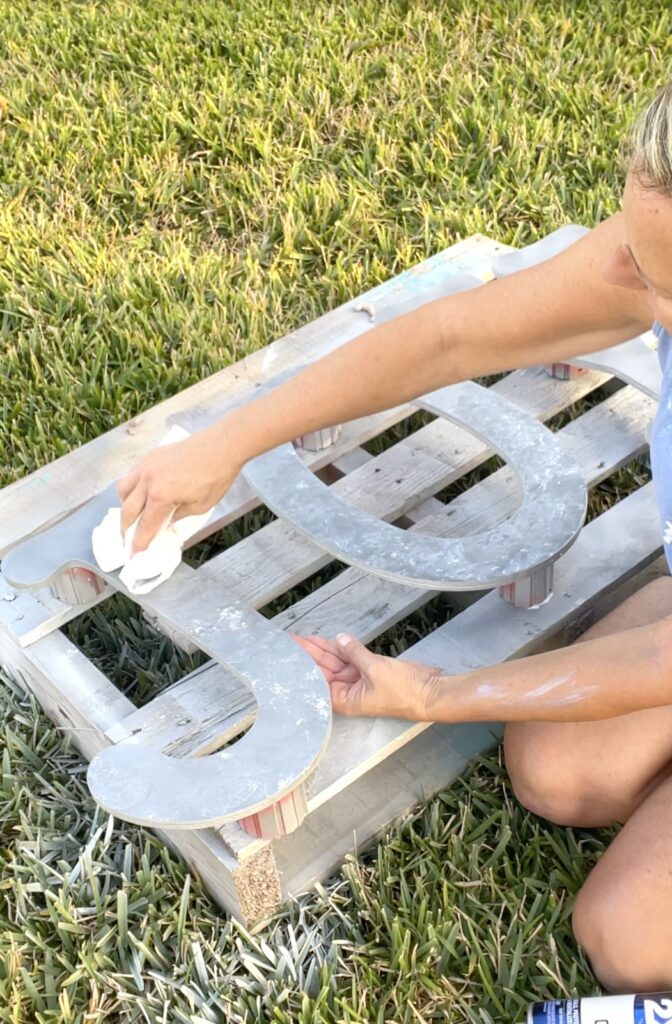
[628,82,672,197]
[603,83,672,328]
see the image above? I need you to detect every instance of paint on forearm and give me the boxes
[474,672,599,709]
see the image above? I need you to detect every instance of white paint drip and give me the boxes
[474,671,597,709]
[551,686,600,705]
[523,675,577,701]
[526,588,555,610]
[305,693,330,717]
[217,606,246,630]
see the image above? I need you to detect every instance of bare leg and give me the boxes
[503,574,672,989]
[572,770,672,991]
[504,575,672,827]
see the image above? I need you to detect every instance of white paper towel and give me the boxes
[91,426,215,594]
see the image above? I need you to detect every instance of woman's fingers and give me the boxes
[291,634,361,684]
[335,633,379,678]
[328,678,365,716]
[291,634,337,659]
[130,500,176,554]
[119,482,148,536]
[291,634,317,654]
[117,467,141,502]
[292,635,342,673]
[293,634,334,654]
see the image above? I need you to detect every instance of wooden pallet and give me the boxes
[0,234,663,924]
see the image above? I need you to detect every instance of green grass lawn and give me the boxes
[0,1,669,1020]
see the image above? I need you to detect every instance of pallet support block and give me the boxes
[499,563,555,609]
[544,363,590,381]
[295,425,344,451]
[239,783,309,839]
[50,567,107,604]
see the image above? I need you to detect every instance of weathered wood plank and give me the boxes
[274,720,503,899]
[0,618,136,754]
[104,658,254,752]
[0,573,112,646]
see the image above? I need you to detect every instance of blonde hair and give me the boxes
[628,83,672,195]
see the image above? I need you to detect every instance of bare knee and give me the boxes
[504,723,618,827]
[573,879,672,992]
[585,574,672,639]
[635,573,672,609]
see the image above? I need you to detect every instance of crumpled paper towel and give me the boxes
[91,425,214,594]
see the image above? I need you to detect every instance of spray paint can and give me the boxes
[526,993,672,1024]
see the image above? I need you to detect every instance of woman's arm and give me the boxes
[222,214,651,466]
[425,615,672,723]
[313,616,672,724]
[120,213,651,549]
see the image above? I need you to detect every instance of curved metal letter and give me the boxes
[244,381,587,590]
[491,224,590,277]
[1,488,331,830]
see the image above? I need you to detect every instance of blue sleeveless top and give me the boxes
[648,321,672,570]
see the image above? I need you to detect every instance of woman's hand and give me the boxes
[117,423,242,554]
[293,632,440,721]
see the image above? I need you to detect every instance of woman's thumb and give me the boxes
[336,633,377,675]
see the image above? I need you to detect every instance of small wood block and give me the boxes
[544,363,590,381]
[499,563,554,609]
[238,782,308,838]
[295,425,344,451]
[50,567,106,605]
